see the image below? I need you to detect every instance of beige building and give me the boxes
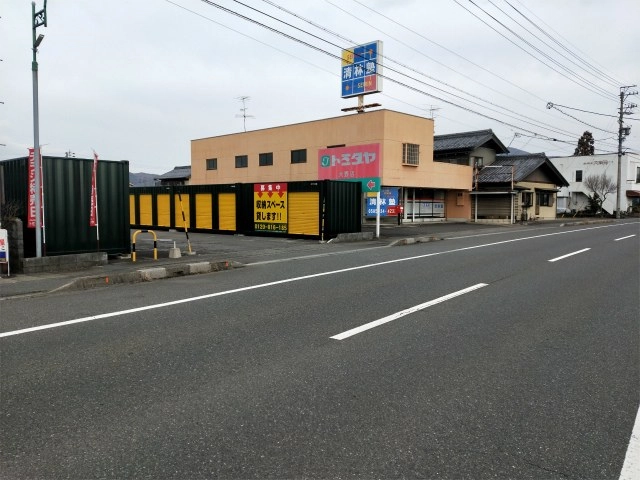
[191,109,473,221]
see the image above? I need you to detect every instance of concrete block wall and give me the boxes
[21,252,108,274]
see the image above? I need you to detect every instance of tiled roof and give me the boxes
[434,129,509,154]
[477,153,569,186]
[155,165,191,180]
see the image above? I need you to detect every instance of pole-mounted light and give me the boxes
[32,0,47,257]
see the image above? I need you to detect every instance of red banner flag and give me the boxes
[89,152,99,227]
[27,148,36,228]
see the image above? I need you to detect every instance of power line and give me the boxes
[173,0,621,155]
[221,0,592,140]
[546,103,617,134]
[255,0,582,138]
[503,0,623,88]
[455,0,617,101]
[544,102,618,118]
[506,0,627,87]
[490,0,619,90]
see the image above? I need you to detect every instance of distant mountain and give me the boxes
[129,172,157,187]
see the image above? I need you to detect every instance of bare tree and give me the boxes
[583,173,617,215]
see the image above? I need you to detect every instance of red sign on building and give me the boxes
[317,143,381,180]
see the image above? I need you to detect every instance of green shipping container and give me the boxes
[0,156,130,257]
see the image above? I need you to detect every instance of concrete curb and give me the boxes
[558,219,614,227]
[53,260,242,292]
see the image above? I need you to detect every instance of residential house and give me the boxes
[473,153,569,223]
[155,165,191,186]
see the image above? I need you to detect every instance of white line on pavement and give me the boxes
[548,248,590,262]
[1,223,635,338]
[615,235,636,241]
[330,283,488,340]
[620,405,640,480]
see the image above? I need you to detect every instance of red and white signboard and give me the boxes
[318,143,380,180]
[89,152,99,227]
[27,148,44,229]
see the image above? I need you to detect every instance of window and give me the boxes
[522,192,533,207]
[291,149,307,164]
[576,170,583,182]
[472,156,484,168]
[402,143,419,166]
[235,155,248,168]
[537,192,553,207]
[206,158,217,170]
[636,166,640,183]
[259,152,273,166]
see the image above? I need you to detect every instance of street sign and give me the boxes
[360,177,381,192]
[0,229,9,276]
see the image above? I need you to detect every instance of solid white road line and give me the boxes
[548,248,591,262]
[330,283,488,340]
[1,223,635,339]
[615,235,636,241]
[620,405,640,480]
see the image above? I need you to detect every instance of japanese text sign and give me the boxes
[341,41,382,98]
[318,143,381,180]
[254,183,288,233]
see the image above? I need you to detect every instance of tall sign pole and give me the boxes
[32,0,47,257]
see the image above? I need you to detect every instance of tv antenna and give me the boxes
[236,96,254,132]
[426,105,440,119]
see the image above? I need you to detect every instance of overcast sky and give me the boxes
[2,0,638,174]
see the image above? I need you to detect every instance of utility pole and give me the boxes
[32,0,47,257]
[616,85,637,218]
[236,96,254,132]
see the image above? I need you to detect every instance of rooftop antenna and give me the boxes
[236,96,254,132]
[427,105,440,120]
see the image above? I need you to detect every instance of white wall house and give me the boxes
[550,153,640,214]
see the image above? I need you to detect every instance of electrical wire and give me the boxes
[173,0,631,156]
[488,0,619,90]
[506,0,627,87]
[197,0,585,143]
[504,0,624,88]
[260,0,581,139]
[455,0,617,101]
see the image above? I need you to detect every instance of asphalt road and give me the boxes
[2,222,639,479]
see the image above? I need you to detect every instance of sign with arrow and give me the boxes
[360,177,381,192]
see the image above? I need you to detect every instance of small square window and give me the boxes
[235,155,248,168]
[402,143,419,166]
[291,149,307,164]
[206,158,217,170]
[259,152,273,166]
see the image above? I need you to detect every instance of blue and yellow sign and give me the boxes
[341,41,382,98]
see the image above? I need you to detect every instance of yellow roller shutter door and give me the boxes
[157,194,171,227]
[288,192,319,235]
[129,194,136,225]
[218,193,236,231]
[139,194,153,225]
[195,193,213,229]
